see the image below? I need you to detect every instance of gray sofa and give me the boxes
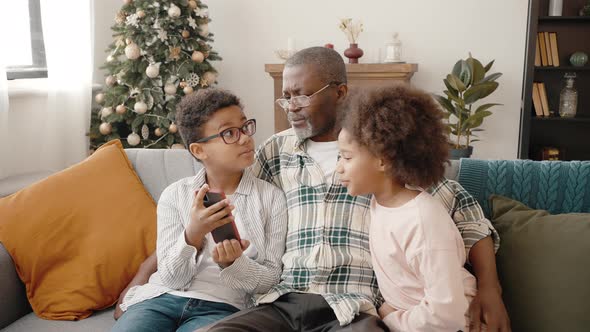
[0,148,460,331]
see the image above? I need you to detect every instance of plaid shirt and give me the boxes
[253,129,500,326]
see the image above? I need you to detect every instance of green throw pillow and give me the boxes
[491,195,590,332]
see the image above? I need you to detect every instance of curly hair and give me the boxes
[176,88,243,148]
[343,84,449,188]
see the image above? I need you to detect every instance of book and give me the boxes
[532,83,544,117]
[535,36,541,66]
[538,32,548,66]
[538,82,551,117]
[549,32,560,66]
[544,32,553,66]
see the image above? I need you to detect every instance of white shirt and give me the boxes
[120,168,287,311]
[306,140,339,180]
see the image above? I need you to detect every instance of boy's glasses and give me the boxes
[275,82,340,111]
[196,119,256,145]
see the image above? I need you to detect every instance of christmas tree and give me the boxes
[89,0,221,149]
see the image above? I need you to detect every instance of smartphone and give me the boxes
[203,191,241,243]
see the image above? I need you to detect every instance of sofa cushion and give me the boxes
[2,308,115,332]
[491,195,590,332]
[0,140,157,320]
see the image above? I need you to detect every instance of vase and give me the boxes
[343,43,364,64]
[549,0,563,16]
[449,145,473,160]
[569,52,588,67]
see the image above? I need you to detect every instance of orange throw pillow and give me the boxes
[0,140,156,320]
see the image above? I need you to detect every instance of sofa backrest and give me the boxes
[125,149,202,202]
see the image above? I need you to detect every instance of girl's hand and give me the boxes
[212,239,250,268]
[378,302,397,319]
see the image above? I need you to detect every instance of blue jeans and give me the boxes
[111,293,240,332]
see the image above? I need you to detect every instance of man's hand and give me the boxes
[114,253,157,320]
[185,184,234,249]
[377,302,397,320]
[469,285,511,331]
[212,239,250,268]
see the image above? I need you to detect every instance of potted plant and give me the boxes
[434,53,502,159]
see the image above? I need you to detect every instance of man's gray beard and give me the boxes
[292,118,314,140]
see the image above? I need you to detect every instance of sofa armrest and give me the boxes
[0,242,31,329]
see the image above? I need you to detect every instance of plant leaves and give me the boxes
[480,72,502,83]
[466,56,486,85]
[463,81,499,105]
[447,74,466,93]
[475,103,502,113]
[484,60,495,73]
[443,79,458,98]
[434,94,456,115]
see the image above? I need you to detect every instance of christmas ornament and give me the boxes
[186,73,200,87]
[105,75,117,87]
[169,123,178,133]
[187,16,198,29]
[179,81,187,88]
[126,37,133,45]
[115,11,126,25]
[127,132,141,146]
[95,93,105,104]
[129,87,141,98]
[183,86,194,94]
[199,24,210,37]
[171,144,185,149]
[182,30,190,39]
[188,0,198,9]
[164,83,177,95]
[116,104,127,114]
[157,29,168,42]
[123,0,132,4]
[134,101,148,114]
[201,71,216,87]
[194,7,209,18]
[155,127,164,137]
[101,106,114,119]
[126,13,139,27]
[125,43,141,60]
[146,63,160,78]
[141,124,150,139]
[106,54,115,63]
[168,4,181,18]
[136,10,145,18]
[169,46,181,60]
[99,122,113,135]
[191,51,204,63]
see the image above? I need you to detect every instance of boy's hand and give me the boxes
[185,184,235,249]
[212,239,250,268]
[378,302,397,319]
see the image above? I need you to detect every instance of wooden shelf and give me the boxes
[535,66,590,71]
[539,16,590,21]
[532,116,590,122]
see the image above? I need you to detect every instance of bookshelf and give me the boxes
[519,0,590,160]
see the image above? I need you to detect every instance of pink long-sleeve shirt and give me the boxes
[370,191,477,332]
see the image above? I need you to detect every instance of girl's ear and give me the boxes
[378,158,387,172]
[189,142,207,161]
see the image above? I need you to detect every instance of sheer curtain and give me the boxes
[39,0,94,171]
[0,1,93,179]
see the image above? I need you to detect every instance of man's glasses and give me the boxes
[275,82,340,111]
[196,119,256,145]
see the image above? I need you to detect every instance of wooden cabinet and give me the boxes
[519,0,590,160]
[264,63,418,133]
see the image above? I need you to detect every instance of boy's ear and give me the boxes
[378,158,387,172]
[189,142,207,161]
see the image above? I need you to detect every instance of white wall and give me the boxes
[94,0,529,159]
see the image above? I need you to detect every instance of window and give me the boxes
[4,0,47,80]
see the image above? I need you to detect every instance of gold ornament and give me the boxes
[169,46,181,61]
[101,107,113,119]
[199,24,209,38]
[99,122,112,135]
[125,43,141,60]
[188,0,198,9]
[106,54,115,63]
[115,11,126,25]
[164,83,177,95]
[95,93,105,104]
[201,71,217,87]
[134,101,148,114]
[191,51,204,63]
[179,81,187,88]
[105,75,117,87]
[123,0,133,4]
[168,4,181,18]
[183,86,194,94]
[136,10,145,18]
[154,128,164,137]
[127,132,141,146]
[182,30,190,39]
[146,63,160,78]
[125,37,132,45]
[116,104,127,114]
[169,123,178,133]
